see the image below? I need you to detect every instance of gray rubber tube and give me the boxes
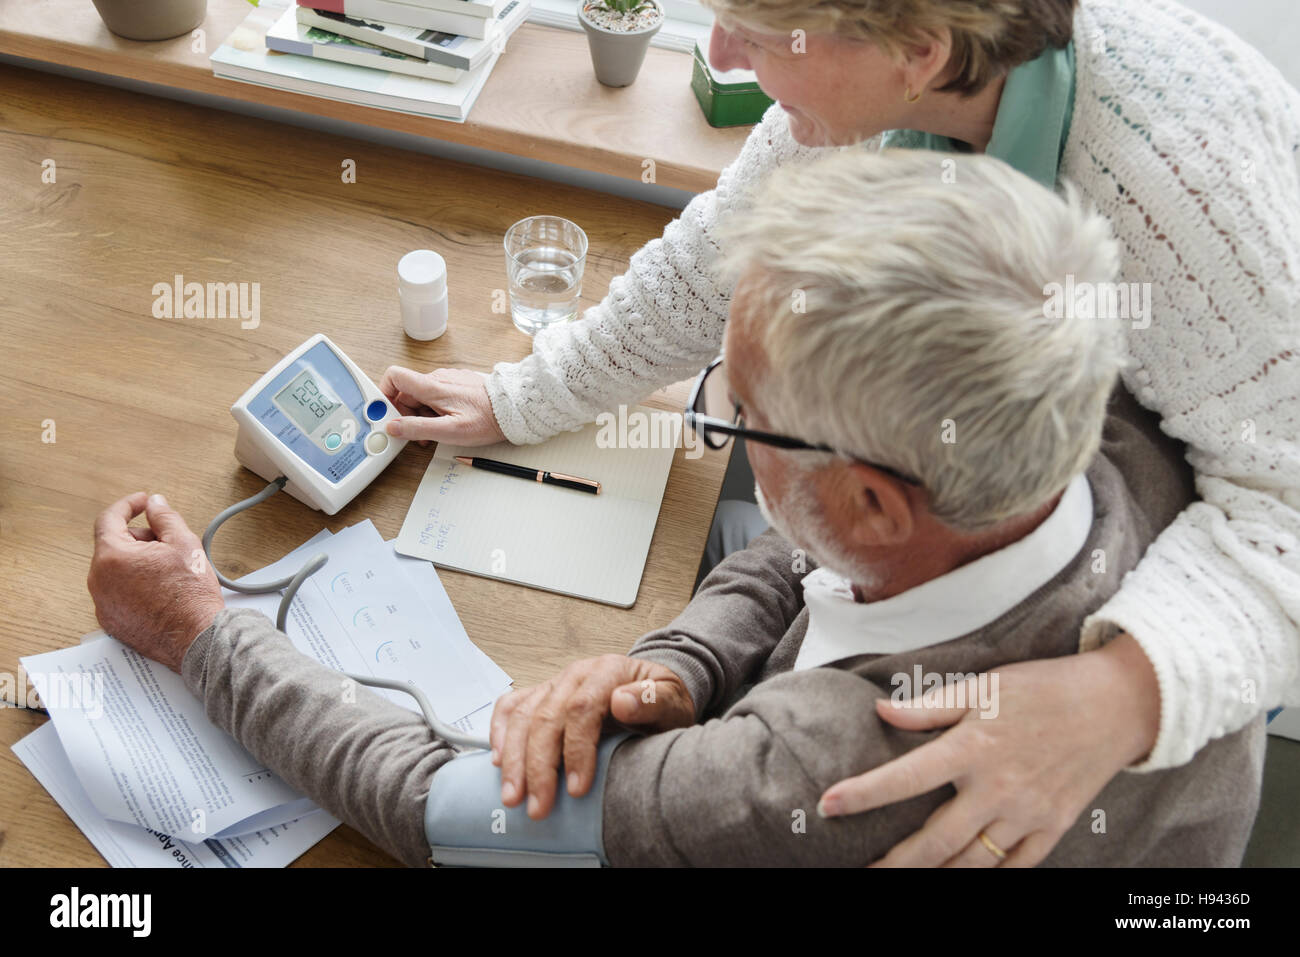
[202,478,489,751]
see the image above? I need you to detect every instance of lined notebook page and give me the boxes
[394,408,680,607]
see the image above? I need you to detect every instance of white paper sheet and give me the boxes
[12,722,340,868]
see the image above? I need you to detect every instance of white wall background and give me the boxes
[1178,0,1300,87]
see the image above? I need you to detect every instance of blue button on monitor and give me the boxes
[366,399,388,422]
[325,432,342,450]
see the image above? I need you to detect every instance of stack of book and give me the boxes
[211,0,531,122]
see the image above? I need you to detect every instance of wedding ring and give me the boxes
[978,831,1007,862]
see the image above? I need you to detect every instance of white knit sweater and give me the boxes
[485,0,1300,771]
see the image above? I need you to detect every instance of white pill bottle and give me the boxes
[397,249,449,341]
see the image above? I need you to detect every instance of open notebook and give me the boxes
[394,407,680,606]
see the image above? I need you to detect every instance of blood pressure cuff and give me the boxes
[425,732,632,867]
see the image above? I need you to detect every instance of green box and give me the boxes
[690,40,774,128]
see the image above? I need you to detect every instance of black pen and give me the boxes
[453,456,601,494]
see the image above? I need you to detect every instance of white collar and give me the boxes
[792,473,1094,671]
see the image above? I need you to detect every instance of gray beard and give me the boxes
[754,481,886,594]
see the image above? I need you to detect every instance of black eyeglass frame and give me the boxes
[684,355,923,487]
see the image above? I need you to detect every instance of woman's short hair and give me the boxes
[703,0,1078,95]
[715,148,1124,532]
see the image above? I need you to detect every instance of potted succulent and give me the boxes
[578,0,665,88]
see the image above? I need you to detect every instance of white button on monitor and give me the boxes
[365,432,389,454]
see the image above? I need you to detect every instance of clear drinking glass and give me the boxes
[503,215,588,335]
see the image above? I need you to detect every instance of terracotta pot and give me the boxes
[578,0,663,88]
[91,0,207,41]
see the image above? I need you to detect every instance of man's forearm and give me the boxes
[629,528,811,719]
[182,608,455,866]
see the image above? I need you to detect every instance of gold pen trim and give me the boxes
[548,472,602,493]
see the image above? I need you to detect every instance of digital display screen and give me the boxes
[274,368,340,434]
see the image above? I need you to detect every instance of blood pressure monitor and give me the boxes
[207,335,485,751]
[230,334,407,514]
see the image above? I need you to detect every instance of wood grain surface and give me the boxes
[0,0,751,194]
[0,60,731,867]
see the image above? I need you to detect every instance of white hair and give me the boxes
[716,148,1125,531]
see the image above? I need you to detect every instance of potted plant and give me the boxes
[578,0,665,88]
[91,0,207,41]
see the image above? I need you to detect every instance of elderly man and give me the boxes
[87,150,1263,867]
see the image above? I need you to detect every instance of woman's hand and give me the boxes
[379,366,507,446]
[817,633,1161,867]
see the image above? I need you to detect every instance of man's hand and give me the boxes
[87,492,225,673]
[490,654,695,820]
[379,366,507,447]
[816,633,1161,867]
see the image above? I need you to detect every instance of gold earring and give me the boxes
[904,85,923,103]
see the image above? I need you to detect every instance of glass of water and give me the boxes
[503,215,587,335]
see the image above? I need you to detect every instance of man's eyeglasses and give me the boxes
[684,355,923,487]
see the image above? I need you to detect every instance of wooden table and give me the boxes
[0,60,731,866]
[0,0,750,194]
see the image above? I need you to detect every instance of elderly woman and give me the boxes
[380,0,1300,866]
